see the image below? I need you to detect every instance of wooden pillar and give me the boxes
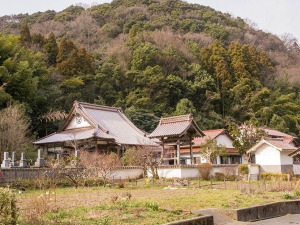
[189,139,194,165]
[160,138,165,164]
[176,139,180,165]
[117,146,120,158]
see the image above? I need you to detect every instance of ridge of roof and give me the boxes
[160,114,192,125]
[77,101,122,112]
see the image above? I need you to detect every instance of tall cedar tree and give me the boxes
[45,32,59,66]
[19,24,31,47]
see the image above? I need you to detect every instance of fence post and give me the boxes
[198,176,200,188]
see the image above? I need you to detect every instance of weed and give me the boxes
[294,190,300,196]
[145,202,159,211]
[283,192,292,200]
[101,216,110,225]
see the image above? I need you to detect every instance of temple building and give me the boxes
[34,101,157,157]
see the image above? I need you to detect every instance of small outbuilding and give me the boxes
[247,138,299,173]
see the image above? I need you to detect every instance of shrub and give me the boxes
[198,163,212,180]
[238,164,249,175]
[0,187,18,225]
[260,172,288,181]
[294,190,300,196]
[214,172,225,181]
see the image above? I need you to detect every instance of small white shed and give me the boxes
[247,139,298,173]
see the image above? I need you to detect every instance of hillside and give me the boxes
[0,0,299,137]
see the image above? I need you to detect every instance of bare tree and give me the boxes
[123,146,161,179]
[80,151,121,185]
[0,104,31,161]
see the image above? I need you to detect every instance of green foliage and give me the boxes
[283,192,292,200]
[238,164,249,175]
[0,0,298,139]
[44,32,58,66]
[19,23,31,47]
[145,202,159,211]
[200,138,226,164]
[0,188,18,225]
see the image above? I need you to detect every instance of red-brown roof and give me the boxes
[148,114,204,138]
[193,129,227,146]
[263,128,295,138]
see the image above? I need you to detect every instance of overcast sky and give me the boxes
[0,0,299,41]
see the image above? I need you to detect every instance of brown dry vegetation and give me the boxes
[15,179,300,224]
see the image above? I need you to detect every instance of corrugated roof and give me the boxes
[148,114,204,138]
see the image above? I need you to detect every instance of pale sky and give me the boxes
[0,0,299,41]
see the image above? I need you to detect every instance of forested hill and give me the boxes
[0,0,299,138]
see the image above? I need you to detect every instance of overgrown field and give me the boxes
[15,179,300,224]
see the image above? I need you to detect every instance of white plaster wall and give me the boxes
[211,166,238,175]
[66,116,91,130]
[215,134,234,148]
[280,151,293,165]
[153,168,180,178]
[248,165,259,175]
[181,168,200,178]
[148,165,238,179]
[255,144,281,165]
[111,168,144,179]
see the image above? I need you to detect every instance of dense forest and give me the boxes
[0,0,299,141]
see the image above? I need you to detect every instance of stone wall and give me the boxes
[0,167,143,183]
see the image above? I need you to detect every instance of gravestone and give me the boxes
[10,152,19,167]
[75,150,80,158]
[34,149,45,167]
[1,152,10,168]
[19,152,28,167]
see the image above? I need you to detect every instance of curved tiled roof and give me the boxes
[148,114,204,138]
[34,101,156,146]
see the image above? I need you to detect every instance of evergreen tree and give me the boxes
[19,24,31,47]
[45,32,59,66]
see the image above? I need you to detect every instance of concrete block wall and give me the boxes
[164,215,213,225]
[220,200,300,222]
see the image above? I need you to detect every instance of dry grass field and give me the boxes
[15,179,300,224]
